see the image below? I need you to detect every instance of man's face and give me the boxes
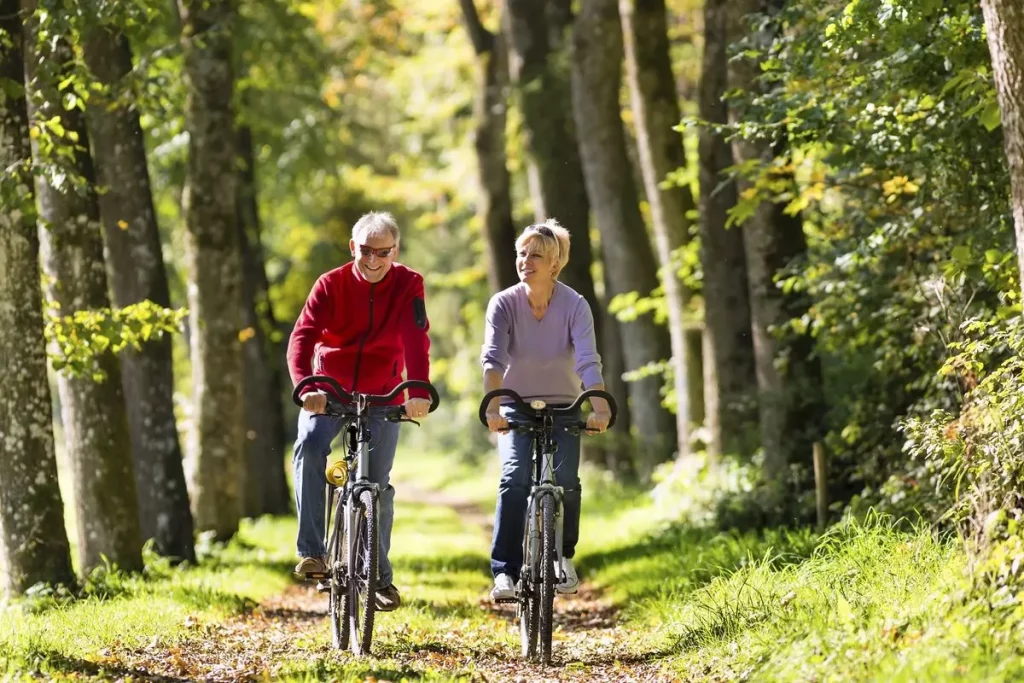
[350,232,398,283]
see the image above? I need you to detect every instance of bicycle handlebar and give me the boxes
[476,387,617,430]
[292,375,441,415]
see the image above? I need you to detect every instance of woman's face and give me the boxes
[516,237,556,285]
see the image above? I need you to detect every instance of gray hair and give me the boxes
[352,211,400,245]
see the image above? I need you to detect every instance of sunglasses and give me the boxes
[527,224,554,238]
[357,244,396,259]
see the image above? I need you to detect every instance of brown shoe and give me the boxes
[294,556,328,576]
[375,583,401,611]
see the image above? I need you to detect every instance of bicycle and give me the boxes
[477,388,617,665]
[292,374,440,656]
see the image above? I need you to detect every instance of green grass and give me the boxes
[0,515,294,678]
[8,443,1024,681]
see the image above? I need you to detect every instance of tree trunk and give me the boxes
[619,0,703,459]
[237,124,290,517]
[571,0,677,473]
[81,21,196,563]
[982,0,1024,305]
[0,0,75,595]
[22,1,143,574]
[179,0,244,540]
[729,0,824,481]
[503,0,599,316]
[459,0,519,292]
[696,0,758,461]
[505,0,633,454]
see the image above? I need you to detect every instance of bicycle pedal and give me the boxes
[493,597,518,604]
[296,571,330,581]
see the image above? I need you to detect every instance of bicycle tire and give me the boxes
[329,493,350,649]
[519,505,539,659]
[349,488,378,655]
[538,494,556,665]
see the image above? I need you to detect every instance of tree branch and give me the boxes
[458,0,493,55]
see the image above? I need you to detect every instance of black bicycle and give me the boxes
[477,388,617,665]
[292,375,440,656]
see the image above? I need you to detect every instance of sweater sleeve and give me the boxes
[287,274,331,394]
[400,273,432,400]
[480,293,511,375]
[570,295,604,389]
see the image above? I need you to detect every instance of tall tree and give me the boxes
[178,0,244,539]
[503,0,599,314]
[0,0,74,595]
[619,0,703,459]
[81,16,196,563]
[21,0,143,574]
[696,0,758,460]
[504,0,633,451]
[981,0,1024,305]
[729,1,824,480]
[572,0,678,472]
[237,122,289,517]
[459,0,519,292]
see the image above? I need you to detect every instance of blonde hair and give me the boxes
[352,211,400,245]
[515,218,571,279]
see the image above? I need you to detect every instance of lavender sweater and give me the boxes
[480,282,604,404]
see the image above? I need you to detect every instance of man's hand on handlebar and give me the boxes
[302,391,328,415]
[404,397,431,419]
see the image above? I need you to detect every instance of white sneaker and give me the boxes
[556,557,579,594]
[491,573,516,601]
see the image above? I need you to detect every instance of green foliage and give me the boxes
[44,299,187,380]
[711,0,1018,516]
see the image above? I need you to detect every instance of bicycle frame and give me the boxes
[323,394,380,585]
[522,413,565,588]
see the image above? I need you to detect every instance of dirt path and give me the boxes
[106,487,677,682]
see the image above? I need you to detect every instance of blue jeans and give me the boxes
[293,408,401,586]
[490,406,582,580]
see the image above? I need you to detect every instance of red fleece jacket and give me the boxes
[287,262,431,403]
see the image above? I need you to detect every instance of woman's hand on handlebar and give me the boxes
[485,403,509,433]
[404,397,431,419]
[303,391,328,415]
[586,410,611,434]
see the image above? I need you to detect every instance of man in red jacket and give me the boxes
[287,211,432,611]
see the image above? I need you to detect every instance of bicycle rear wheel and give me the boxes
[348,488,378,656]
[538,494,556,665]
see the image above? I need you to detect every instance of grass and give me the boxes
[0,515,294,678]
[7,442,1024,681]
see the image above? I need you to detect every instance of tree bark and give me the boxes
[572,0,678,473]
[178,0,244,540]
[729,0,824,481]
[619,0,702,459]
[982,0,1024,306]
[237,124,290,517]
[0,0,75,595]
[505,0,634,451]
[697,0,758,461]
[22,0,143,574]
[81,21,196,563]
[503,0,599,315]
[459,0,519,292]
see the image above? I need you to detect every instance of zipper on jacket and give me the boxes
[350,282,376,392]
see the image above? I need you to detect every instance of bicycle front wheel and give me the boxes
[348,488,379,656]
[519,509,539,660]
[328,486,350,650]
[538,494,557,665]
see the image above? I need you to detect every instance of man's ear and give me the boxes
[349,238,356,259]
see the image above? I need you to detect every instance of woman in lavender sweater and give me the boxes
[480,219,613,601]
